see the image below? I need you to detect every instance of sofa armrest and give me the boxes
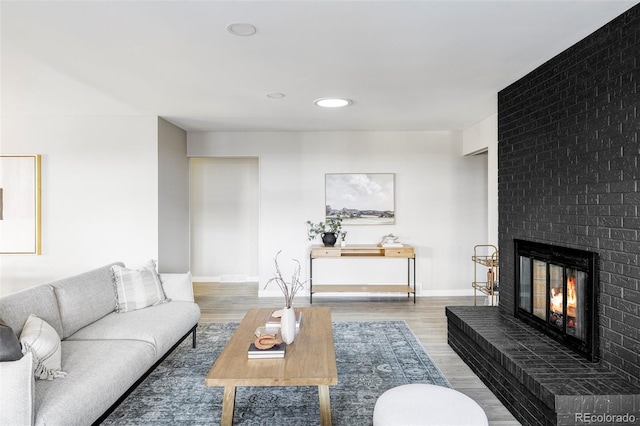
[159,272,195,303]
[0,352,35,426]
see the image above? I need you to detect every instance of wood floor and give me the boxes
[194,282,521,425]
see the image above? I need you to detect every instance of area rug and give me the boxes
[102,321,450,425]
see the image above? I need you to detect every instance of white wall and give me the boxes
[0,116,159,295]
[158,118,189,273]
[463,113,498,247]
[190,157,259,281]
[188,131,488,297]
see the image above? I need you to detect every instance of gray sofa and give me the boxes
[0,262,201,426]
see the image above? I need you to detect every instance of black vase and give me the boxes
[321,232,337,247]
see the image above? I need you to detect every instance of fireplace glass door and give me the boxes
[549,264,563,330]
[519,256,532,313]
[518,257,587,340]
[514,240,598,361]
[566,269,586,341]
[532,259,546,320]
[519,256,544,318]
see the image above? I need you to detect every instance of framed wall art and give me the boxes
[0,155,41,254]
[325,173,395,225]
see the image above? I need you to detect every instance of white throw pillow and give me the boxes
[19,314,67,380]
[159,272,194,302]
[0,351,34,425]
[111,260,170,313]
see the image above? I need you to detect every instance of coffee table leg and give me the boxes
[318,385,332,426]
[221,386,236,426]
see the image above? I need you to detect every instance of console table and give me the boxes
[309,244,416,303]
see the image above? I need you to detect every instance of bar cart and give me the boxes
[472,244,499,306]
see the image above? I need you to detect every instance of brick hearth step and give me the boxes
[446,306,640,426]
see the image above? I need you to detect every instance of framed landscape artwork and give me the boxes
[325,173,395,225]
[0,155,41,254]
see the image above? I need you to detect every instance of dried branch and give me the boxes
[264,251,308,308]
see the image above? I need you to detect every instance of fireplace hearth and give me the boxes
[514,239,599,361]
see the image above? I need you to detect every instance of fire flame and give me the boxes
[567,276,577,318]
[550,288,563,314]
[549,276,577,318]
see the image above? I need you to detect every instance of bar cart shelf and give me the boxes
[472,244,499,306]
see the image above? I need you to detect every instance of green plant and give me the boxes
[264,251,307,308]
[306,216,342,241]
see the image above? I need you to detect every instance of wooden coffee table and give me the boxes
[205,307,338,425]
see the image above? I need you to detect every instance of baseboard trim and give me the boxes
[192,276,259,283]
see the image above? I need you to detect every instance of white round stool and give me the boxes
[373,383,489,426]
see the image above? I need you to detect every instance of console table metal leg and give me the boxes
[407,258,411,299]
[310,253,313,304]
[408,257,416,303]
[413,257,416,303]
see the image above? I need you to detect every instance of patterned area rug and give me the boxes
[102,321,450,425]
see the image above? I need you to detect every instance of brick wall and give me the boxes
[498,4,640,384]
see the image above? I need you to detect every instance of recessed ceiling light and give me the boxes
[266,93,286,99]
[226,23,257,36]
[313,98,353,108]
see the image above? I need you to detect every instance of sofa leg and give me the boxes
[192,325,197,348]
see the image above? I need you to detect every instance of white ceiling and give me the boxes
[1,1,637,132]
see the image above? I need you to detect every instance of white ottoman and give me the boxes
[373,383,489,426]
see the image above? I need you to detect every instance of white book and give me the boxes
[247,342,285,359]
[248,353,285,359]
[265,310,302,329]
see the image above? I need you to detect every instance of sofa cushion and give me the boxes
[19,315,67,380]
[0,317,23,361]
[34,339,156,426]
[66,301,200,359]
[159,272,194,302]
[0,285,63,338]
[0,351,34,426]
[111,261,169,313]
[50,262,122,339]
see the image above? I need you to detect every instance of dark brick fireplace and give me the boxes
[497,3,640,387]
[448,4,640,425]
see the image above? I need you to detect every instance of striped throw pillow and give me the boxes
[110,261,169,313]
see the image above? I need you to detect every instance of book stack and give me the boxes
[247,342,286,359]
[265,310,303,330]
[379,233,403,247]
